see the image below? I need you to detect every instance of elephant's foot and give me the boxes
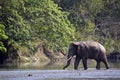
[84,67,88,70]
[74,65,79,70]
[106,64,110,69]
[63,66,66,70]
[74,67,78,70]
[96,68,100,70]
[96,66,100,70]
[106,66,109,69]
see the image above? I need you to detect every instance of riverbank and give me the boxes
[0,68,120,80]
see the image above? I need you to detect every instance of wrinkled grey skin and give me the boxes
[63,41,109,70]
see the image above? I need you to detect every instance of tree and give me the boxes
[0,24,8,53]
[0,0,75,62]
[23,0,75,51]
[0,0,33,61]
[0,24,8,64]
[95,0,120,39]
[53,0,104,40]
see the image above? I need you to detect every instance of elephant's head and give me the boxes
[63,42,80,69]
[67,42,80,57]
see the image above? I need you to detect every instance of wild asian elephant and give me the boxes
[63,41,109,70]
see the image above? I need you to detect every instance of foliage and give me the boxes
[23,0,75,51]
[0,24,8,53]
[54,0,120,53]
[55,0,104,26]
[0,0,120,62]
[0,0,75,60]
[54,0,104,40]
[95,0,120,39]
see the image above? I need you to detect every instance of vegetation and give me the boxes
[0,24,8,53]
[0,0,120,63]
[54,0,120,53]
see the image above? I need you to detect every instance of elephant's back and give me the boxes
[85,41,106,53]
[98,42,106,53]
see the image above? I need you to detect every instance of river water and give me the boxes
[0,59,120,80]
[0,59,120,70]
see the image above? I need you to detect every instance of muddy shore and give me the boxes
[0,68,120,80]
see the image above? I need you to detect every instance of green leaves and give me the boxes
[24,0,75,50]
[0,0,75,55]
[0,0,120,60]
[0,24,8,53]
[57,0,104,41]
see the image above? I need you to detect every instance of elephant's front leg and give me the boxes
[63,59,71,69]
[82,58,87,70]
[74,56,81,70]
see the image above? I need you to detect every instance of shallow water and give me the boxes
[0,69,120,80]
[42,78,120,80]
[0,59,120,80]
[0,59,120,70]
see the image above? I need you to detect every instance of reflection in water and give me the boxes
[108,59,120,69]
[0,59,120,70]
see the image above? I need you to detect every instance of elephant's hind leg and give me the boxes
[102,59,109,69]
[96,60,101,69]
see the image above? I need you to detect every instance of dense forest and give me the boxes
[0,0,120,63]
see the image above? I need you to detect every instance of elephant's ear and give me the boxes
[71,42,81,55]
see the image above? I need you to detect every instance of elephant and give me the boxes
[63,41,109,70]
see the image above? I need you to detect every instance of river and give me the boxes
[0,59,120,70]
[0,59,120,80]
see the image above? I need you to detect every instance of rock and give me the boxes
[107,49,120,60]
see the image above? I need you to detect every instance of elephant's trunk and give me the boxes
[63,56,72,69]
